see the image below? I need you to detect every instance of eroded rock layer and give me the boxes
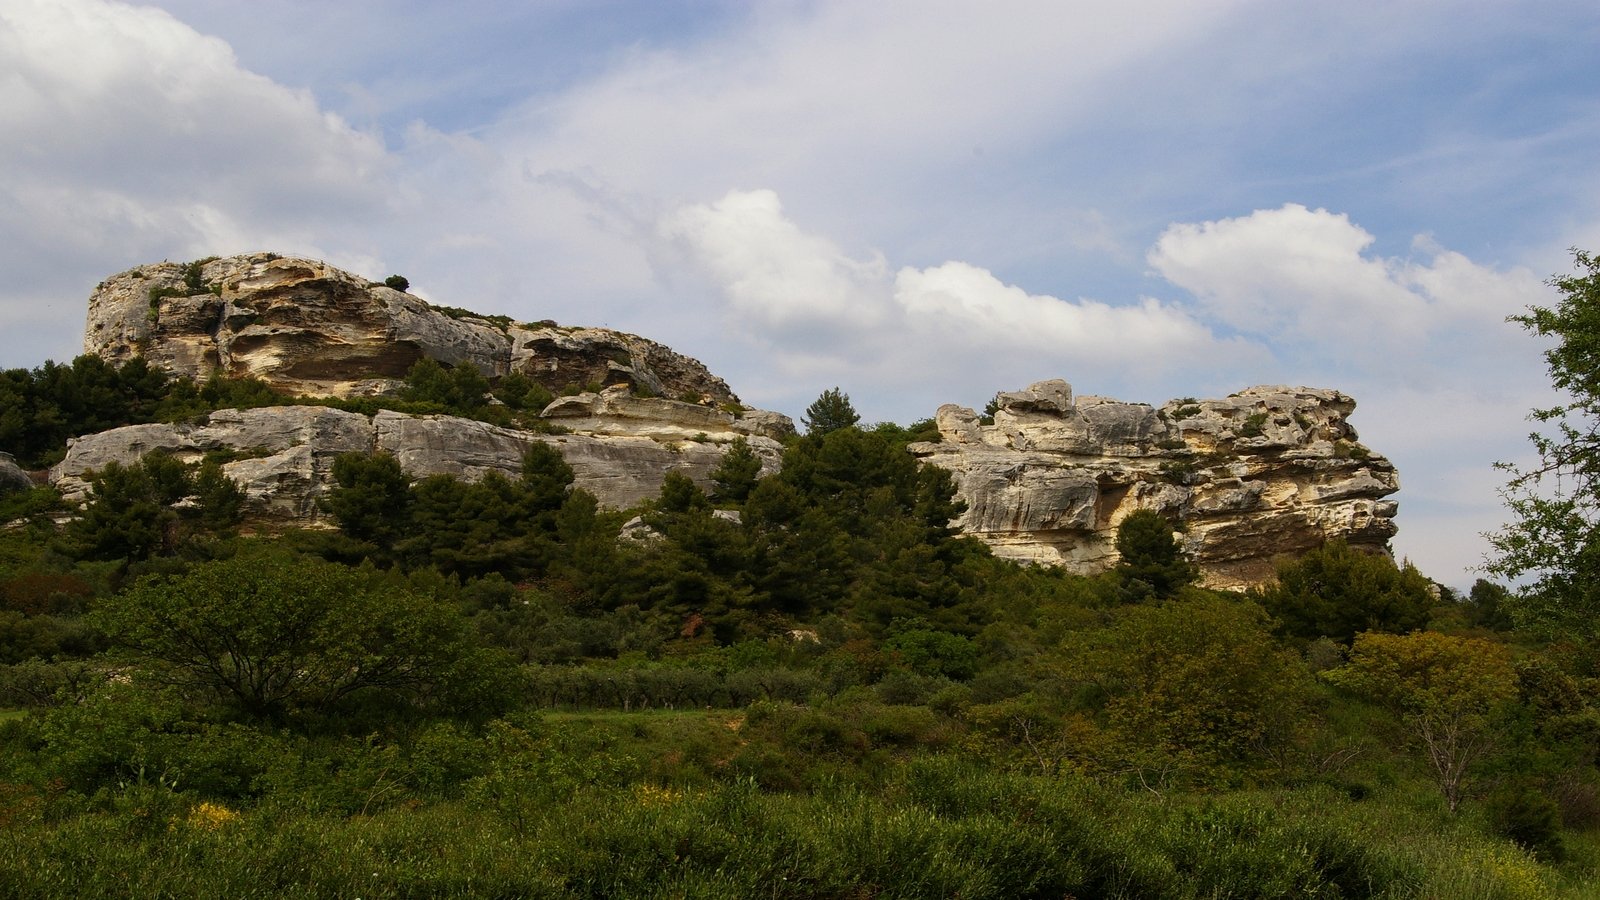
[84,254,740,403]
[911,380,1399,591]
[50,405,784,517]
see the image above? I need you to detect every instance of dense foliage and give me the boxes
[1,368,1598,894]
[1490,249,1600,637]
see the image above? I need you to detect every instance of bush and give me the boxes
[1487,787,1566,862]
[1256,540,1435,644]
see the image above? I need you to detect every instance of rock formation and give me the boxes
[63,253,1404,590]
[911,380,1398,591]
[84,253,739,402]
[50,404,784,518]
[0,452,32,497]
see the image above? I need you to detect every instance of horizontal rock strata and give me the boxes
[911,379,1399,591]
[84,254,739,403]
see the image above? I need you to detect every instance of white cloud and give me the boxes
[659,189,890,335]
[1147,204,1547,351]
[657,188,1254,398]
[0,0,399,362]
[894,261,1222,363]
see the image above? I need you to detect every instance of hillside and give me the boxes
[0,255,1593,896]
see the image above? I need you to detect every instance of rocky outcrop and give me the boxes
[50,405,785,517]
[0,452,32,497]
[912,380,1398,591]
[70,254,1403,590]
[542,385,793,442]
[84,254,740,403]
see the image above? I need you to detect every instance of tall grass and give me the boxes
[1,764,1584,899]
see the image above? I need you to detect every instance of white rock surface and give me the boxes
[912,380,1400,590]
[51,406,783,516]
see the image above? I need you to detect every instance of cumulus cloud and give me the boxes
[0,0,398,361]
[1147,204,1547,350]
[894,261,1221,361]
[657,188,1253,395]
[659,189,891,335]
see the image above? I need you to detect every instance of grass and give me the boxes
[4,770,1589,899]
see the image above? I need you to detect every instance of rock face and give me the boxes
[912,380,1399,591]
[84,254,740,403]
[0,452,32,497]
[69,254,1404,590]
[50,405,785,517]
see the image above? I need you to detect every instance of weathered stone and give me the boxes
[0,452,32,496]
[508,324,738,403]
[915,380,1399,591]
[539,385,793,442]
[50,407,783,518]
[71,256,1403,592]
[85,253,743,404]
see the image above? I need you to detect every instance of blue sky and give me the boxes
[4,0,1600,587]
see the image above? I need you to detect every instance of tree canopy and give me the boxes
[1488,249,1600,636]
[1256,540,1434,644]
[802,387,860,436]
[1112,509,1196,601]
[92,549,508,722]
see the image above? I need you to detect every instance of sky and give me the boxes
[4,0,1600,588]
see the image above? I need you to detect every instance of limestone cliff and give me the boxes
[66,254,1403,589]
[50,404,784,518]
[84,253,739,403]
[912,380,1399,591]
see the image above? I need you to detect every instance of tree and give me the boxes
[400,358,490,412]
[1256,540,1434,644]
[323,452,412,550]
[1326,631,1517,812]
[59,452,246,563]
[709,437,763,505]
[384,274,410,292]
[92,549,505,722]
[1465,578,1516,631]
[802,387,860,436]
[1488,249,1600,637]
[1061,595,1311,774]
[1113,509,1196,601]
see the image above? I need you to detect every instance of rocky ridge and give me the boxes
[85,253,739,403]
[61,254,1402,589]
[912,380,1398,590]
[50,403,784,518]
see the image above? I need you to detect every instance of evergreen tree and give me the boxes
[323,452,412,550]
[1113,509,1196,601]
[1256,540,1434,644]
[802,387,860,436]
[709,437,763,505]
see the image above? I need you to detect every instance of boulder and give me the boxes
[0,452,32,496]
